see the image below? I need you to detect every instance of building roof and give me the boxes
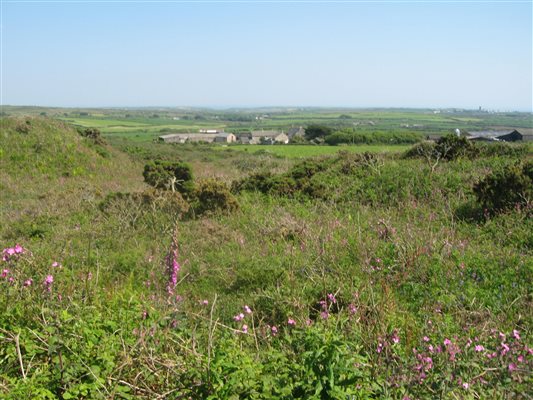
[466,130,518,138]
[216,132,234,138]
[251,130,284,137]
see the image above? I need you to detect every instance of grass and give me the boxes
[218,144,410,158]
[0,116,531,399]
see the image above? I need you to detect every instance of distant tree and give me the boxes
[338,114,352,119]
[304,125,333,141]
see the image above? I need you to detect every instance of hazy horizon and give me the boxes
[2,2,532,111]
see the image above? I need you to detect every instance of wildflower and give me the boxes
[23,278,33,287]
[517,355,524,363]
[327,293,337,304]
[462,382,469,390]
[443,338,451,346]
[475,345,485,352]
[271,326,278,335]
[243,305,252,314]
[52,261,60,268]
[391,330,400,344]
[287,318,296,326]
[486,352,497,359]
[43,275,53,291]
[377,342,384,353]
[428,345,434,353]
[241,324,248,334]
[348,303,357,314]
[165,233,181,295]
[320,311,329,320]
[423,336,430,342]
[501,342,510,356]
[14,244,24,254]
[1,269,9,278]
[513,330,521,340]
[202,299,209,305]
[233,313,244,322]
[508,363,517,372]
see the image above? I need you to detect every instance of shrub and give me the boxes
[99,189,190,220]
[435,135,476,161]
[473,161,532,214]
[79,128,105,145]
[192,179,239,215]
[403,141,437,159]
[143,160,194,194]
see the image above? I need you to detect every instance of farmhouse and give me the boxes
[239,130,289,144]
[288,126,305,140]
[158,133,218,143]
[466,130,523,142]
[214,132,236,143]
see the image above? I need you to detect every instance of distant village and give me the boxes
[158,127,305,145]
[158,127,527,145]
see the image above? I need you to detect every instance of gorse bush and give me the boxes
[78,128,105,145]
[192,179,239,215]
[473,161,533,214]
[142,160,194,194]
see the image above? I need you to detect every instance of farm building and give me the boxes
[159,133,217,143]
[239,130,289,144]
[466,130,523,142]
[288,126,305,140]
[214,132,236,143]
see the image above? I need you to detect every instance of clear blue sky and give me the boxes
[2,1,532,110]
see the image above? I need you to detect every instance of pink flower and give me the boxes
[233,313,244,322]
[1,269,9,278]
[243,305,252,314]
[462,382,469,390]
[508,363,517,372]
[202,299,209,305]
[271,326,278,335]
[241,324,248,334]
[23,279,33,287]
[517,355,524,363]
[377,342,384,353]
[348,303,357,314]
[43,275,53,291]
[52,261,60,267]
[475,345,485,352]
[391,330,400,344]
[327,293,337,303]
[320,311,329,320]
[423,336,430,342]
[5,248,15,256]
[287,318,296,326]
[443,338,451,346]
[14,244,24,254]
[428,345,434,353]
[501,342,510,356]
[513,330,521,340]
[487,352,497,359]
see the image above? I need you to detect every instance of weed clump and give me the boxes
[473,161,532,214]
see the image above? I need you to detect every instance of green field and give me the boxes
[219,144,409,158]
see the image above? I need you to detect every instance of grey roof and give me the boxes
[466,130,517,138]
[251,130,284,137]
[216,132,234,138]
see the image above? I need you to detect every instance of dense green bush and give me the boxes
[142,160,194,194]
[473,161,532,214]
[434,135,476,160]
[192,179,239,215]
[325,129,422,145]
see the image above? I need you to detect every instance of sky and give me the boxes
[1,1,532,110]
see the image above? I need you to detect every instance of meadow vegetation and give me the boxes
[0,116,531,399]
